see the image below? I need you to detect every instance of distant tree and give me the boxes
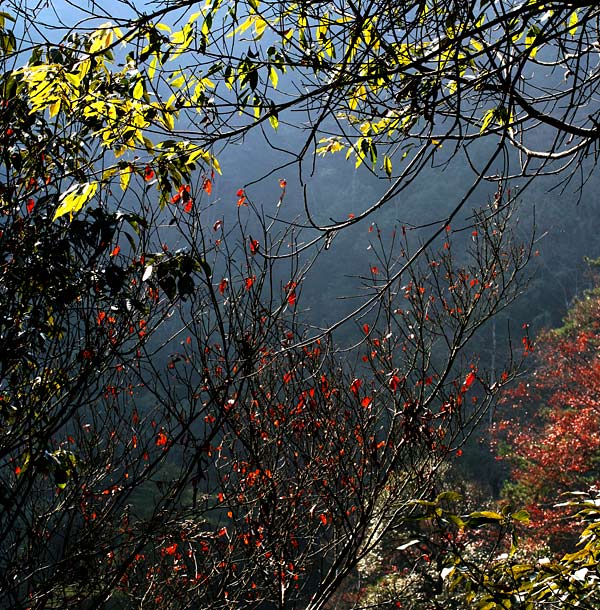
[495,282,600,551]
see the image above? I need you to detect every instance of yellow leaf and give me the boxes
[64,72,81,88]
[470,38,483,52]
[569,10,578,36]
[254,17,267,39]
[480,108,495,134]
[48,100,60,118]
[170,75,186,89]
[162,110,175,131]
[269,66,278,89]
[384,155,392,177]
[54,182,98,221]
[133,79,144,100]
[148,57,158,81]
[120,166,132,191]
[229,16,255,38]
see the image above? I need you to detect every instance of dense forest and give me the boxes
[3,1,600,608]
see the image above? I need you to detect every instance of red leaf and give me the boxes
[463,372,476,389]
[237,188,246,207]
[144,166,155,182]
[363,323,369,335]
[361,396,372,408]
[319,514,328,525]
[184,199,193,213]
[249,238,260,255]
[350,378,362,396]
[203,178,212,195]
[245,276,255,291]
[26,198,35,214]
[156,431,168,447]
[218,278,228,294]
[283,371,293,384]
[370,266,379,275]
[110,245,120,257]
[163,543,178,556]
[389,375,401,392]
[170,192,181,204]
[279,178,287,189]
[285,281,297,306]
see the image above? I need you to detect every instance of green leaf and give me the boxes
[465,510,504,527]
[511,509,530,524]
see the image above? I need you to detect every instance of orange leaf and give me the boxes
[144,166,155,182]
[110,245,120,257]
[279,178,287,189]
[156,431,168,447]
[361,396,372,408]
